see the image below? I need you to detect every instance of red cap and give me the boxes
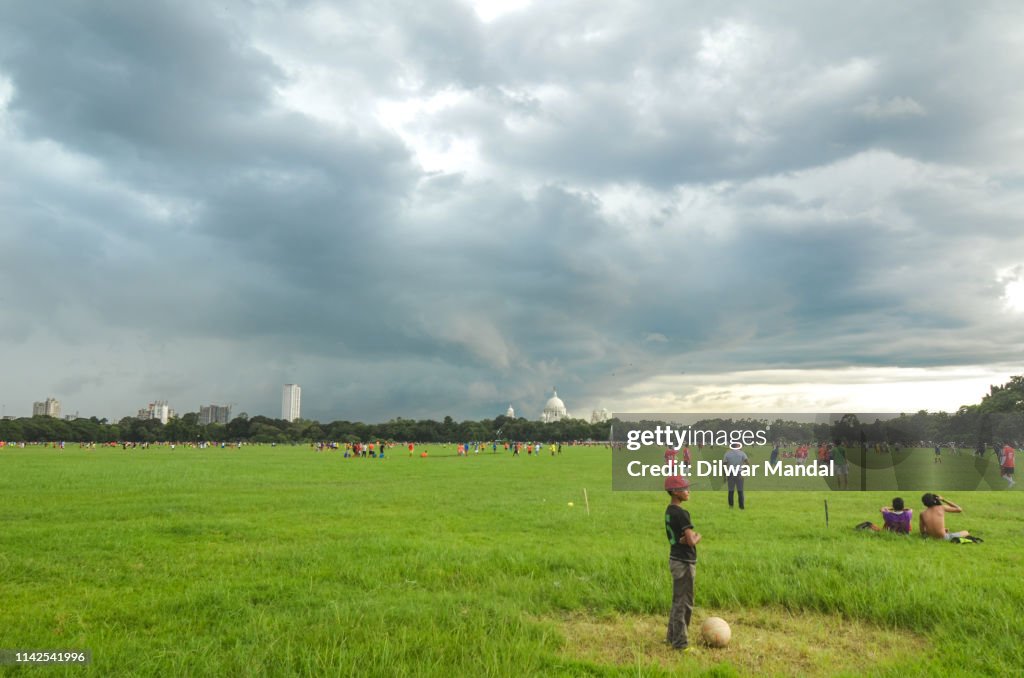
[664,475,690,492]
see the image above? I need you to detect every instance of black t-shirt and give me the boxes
[665,504,696,563]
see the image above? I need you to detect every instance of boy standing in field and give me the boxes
[664,476,701,652]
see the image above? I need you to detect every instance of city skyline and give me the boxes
[4,384,581,424]
[2,2,1023,422]
[5,374,1019,425]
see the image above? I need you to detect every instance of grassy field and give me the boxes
[617,443,1017,492]
[1,444,1022,676]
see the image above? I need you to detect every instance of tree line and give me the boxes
[3,375,1022,445]
[0,411,613,444]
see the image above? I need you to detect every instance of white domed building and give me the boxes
[505,404,515,418]
[541,389,570,423]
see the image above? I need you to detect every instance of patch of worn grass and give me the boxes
[553,607,928,677]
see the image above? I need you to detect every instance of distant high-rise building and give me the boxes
[199,404,232,425]
[32,397,61,418]
[282,384,301,422]
[138,400,173,424]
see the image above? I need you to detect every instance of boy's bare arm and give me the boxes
[683,528,702,546]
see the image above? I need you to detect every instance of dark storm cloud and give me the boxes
[1,0,1023,422]
[438,1,1020,184]
[0,1,281,167]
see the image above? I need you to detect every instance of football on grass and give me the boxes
[701,616,731,647]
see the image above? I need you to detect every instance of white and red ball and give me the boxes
[701,616,731,648]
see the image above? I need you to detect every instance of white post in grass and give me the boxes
[583,488,590,516]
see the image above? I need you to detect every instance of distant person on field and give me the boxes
[831,440,848,490]
[1000,443,1015,488]
[919,493,971,540]
[664,475,701,652]
[723,445,749,510]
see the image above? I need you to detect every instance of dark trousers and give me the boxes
[668,559,696,648]
[727,474,745,509]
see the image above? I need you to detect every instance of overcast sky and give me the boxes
[2,0,1023,423]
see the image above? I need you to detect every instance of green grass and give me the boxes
[619,444,1015,491]
[0,444,1021,676]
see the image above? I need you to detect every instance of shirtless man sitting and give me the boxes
[919,493,970,540]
